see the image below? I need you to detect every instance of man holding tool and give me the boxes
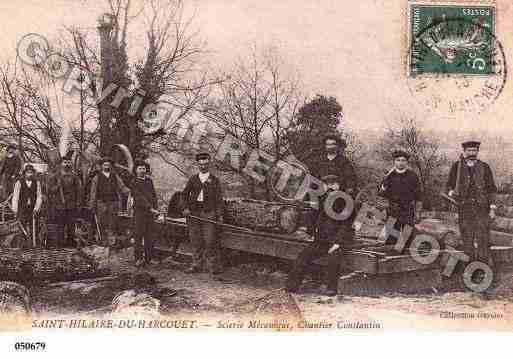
[11,164,42,246]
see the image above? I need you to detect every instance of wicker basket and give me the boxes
[0,247,99,282]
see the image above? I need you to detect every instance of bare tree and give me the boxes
[202,45,300,156]
[200,45,301,198]
[52,0,215,164]
[0,59,66,162]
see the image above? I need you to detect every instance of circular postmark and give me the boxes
[407,16,507,115]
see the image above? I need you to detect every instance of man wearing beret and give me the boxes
[182,152,224,276]
[446,141,497,264]
[89,157,130,246]
[379,150,422,247]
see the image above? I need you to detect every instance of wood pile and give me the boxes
[224,198,301,234]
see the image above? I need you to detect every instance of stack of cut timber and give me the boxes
[224,198,300,234]
[0,247,100,283]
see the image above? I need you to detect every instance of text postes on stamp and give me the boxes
[409,3,495,76]
[407,2,506,114]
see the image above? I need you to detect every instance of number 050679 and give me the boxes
[14,342,46,350]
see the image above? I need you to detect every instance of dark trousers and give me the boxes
[18,210,37,244]
[188,210,221,273]
[385,203,415,247]
[286,242,343,292]
[97,200,118,242]
[134,210,154,262]
[459,202,491,263]
[56,208,76,247]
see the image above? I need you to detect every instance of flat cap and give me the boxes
[195,152,211,161]
[392,149,410,159]
[462,141,481,149]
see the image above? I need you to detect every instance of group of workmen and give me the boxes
[1,135,497,295]
[1,146,160,267]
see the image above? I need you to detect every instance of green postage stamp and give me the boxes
[408,2,496,76]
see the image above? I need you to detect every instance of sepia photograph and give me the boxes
[1,0,513,354]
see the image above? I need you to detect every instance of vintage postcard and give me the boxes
[1,0,513,354]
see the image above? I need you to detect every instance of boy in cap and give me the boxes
[89,157,130,245]
[379,150,422,246]
[0,144,22,198]
[446,141,497,263]
[12,164,43,241]
[287,174,354,297]
[129,160,158,267]
[182,152,224,276]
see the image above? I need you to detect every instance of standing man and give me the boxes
[302,134,358,237]
[182,152,224,276]
[446,141,497,264]
[309,134,358,199]
[130,161,158,267]
[287,174,354,297]
[89,157,130,246]
[49,154,83,247]
[0,144,22,199]
[379,150,422,247]
[12,164,42,242]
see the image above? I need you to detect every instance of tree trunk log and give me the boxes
[224,198,300,234]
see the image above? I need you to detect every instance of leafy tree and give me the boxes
[283,94,343,168]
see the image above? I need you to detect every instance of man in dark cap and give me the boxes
[128,160,159,267]
[0,144,22,199]
[182,152,224,276]
[446,141,497,263]
[287,174,353,296]
[12,164,43,241]
[48,153,83,247]
[379,150,422,246]
[89,157,130,246]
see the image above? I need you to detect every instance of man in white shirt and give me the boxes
[182,152,224,275]
[12,164,42,242]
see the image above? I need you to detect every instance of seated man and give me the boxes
[286,174,354,297]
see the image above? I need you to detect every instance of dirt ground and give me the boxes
[25,245,513,331]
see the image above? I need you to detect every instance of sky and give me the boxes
[1,0,513,136]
